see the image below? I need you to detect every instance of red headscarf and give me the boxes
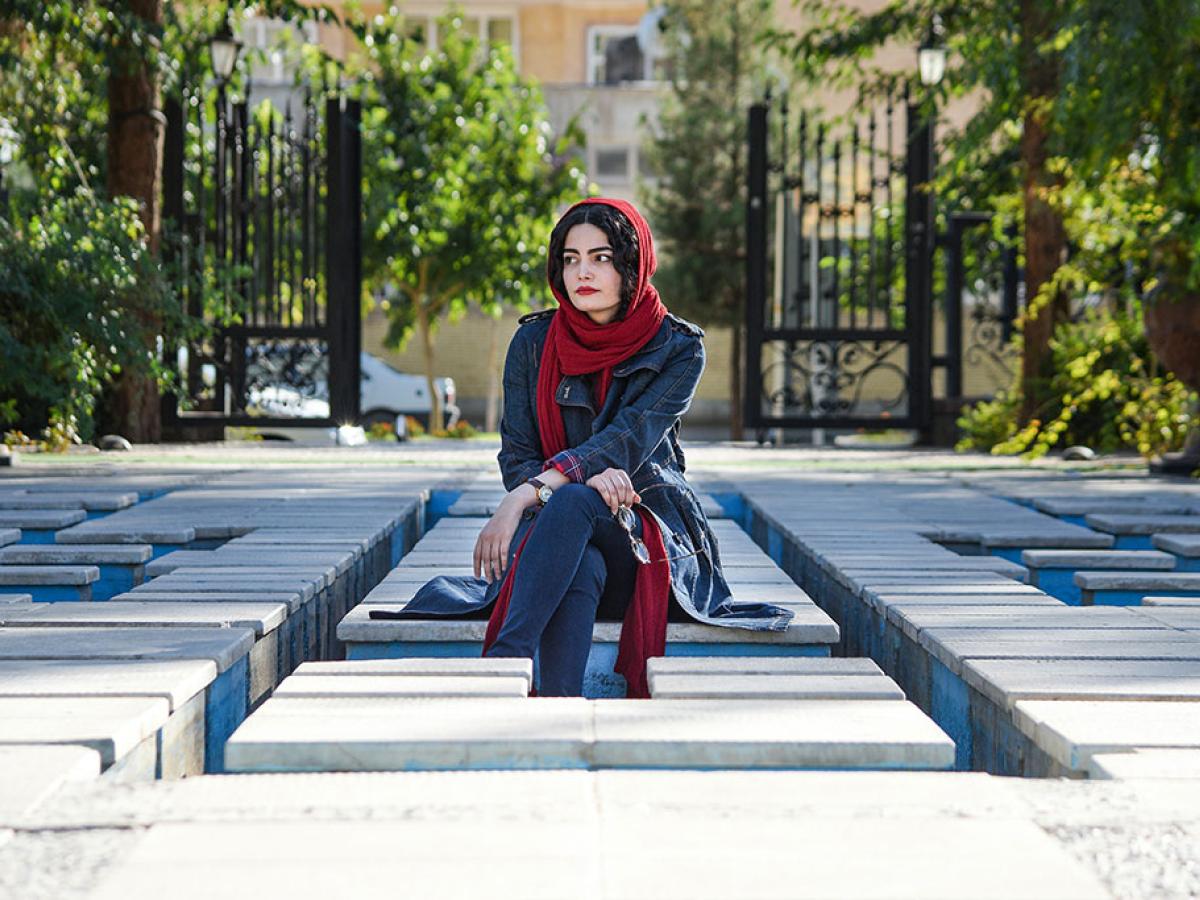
[535,197,668,457]
[483,198,671,698]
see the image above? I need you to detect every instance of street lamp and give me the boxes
[210,13,243,87]
[917,14,947,86]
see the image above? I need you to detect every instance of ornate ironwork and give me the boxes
[162,84,361,430]
[963,304,1019,393]
[760,339,909,419]
[746,91,930,433]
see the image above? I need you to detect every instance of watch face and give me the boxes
[538,485,554,504]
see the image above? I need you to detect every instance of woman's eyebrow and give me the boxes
[563,245,614,255]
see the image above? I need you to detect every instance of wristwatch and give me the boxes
[526,476,553,506]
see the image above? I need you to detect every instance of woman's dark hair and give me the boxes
[547,204,640,320]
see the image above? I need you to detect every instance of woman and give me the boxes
[374,198,792,696]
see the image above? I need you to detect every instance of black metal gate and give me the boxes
[161,87,362,433]
[745,92,934,435]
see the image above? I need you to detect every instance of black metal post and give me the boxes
[326,97,362,425]
[904,94,936,434]
[161,96,186,429]
[745,103,769,436]
[1001,223,1020,341]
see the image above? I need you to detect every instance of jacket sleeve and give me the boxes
[548,336,705,482]
[496,329,546,491]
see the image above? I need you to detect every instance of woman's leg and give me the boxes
[536,544,605,696]
[485,483,614,661]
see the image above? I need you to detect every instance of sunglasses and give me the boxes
[615,505,706,565]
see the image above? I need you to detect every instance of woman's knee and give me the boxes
[547,482,607,517]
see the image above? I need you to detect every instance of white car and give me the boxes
[360,353,459,431]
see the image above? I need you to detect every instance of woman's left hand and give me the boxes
[472,488,530,584]
[586,467,640,513]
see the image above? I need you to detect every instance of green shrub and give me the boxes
[957,303,1196,459]
[0,188,183,444]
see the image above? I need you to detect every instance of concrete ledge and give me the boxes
[0,529,19,547]
[1021,549,1176,570]
[647,657,882,678]
[0,695,169,769]
[0,565,99,586]
[273,675,530,698]
[0,544,152,565]
[649,673,905,700]
[1154,534,1200,558]
[0,594,31,605]
[0,510,86,530]
[1088,748,1200,780]
[0,658,217,711]
[1085,513,1200,536]
[293,657,534,689]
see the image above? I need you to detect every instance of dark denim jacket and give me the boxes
[404,309,792,632]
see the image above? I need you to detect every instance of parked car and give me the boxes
[237,351,458,443]
[360,353,459,431]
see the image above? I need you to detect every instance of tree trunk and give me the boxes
[105,0,164,443]
[485,314,501,434]
[417,304,442,433]
[1017,0,1070,426]
[729,321,744,440]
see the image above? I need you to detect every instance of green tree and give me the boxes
[641,0,776,441]
[0,0,331,442]
[780,0,1077,426]
[351,9,585,431]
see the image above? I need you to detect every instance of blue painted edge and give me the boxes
[426,490,463,528]
[205,655,250,774]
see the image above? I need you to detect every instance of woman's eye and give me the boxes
[596,253,612,263]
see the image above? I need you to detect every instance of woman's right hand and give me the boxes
[586,467,640,513]
[473,487,530,584]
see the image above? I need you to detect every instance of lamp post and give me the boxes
[905,13,945,436]
[210,13,243,90]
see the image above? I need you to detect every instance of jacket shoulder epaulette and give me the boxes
[518,308,556,325]
[666,313,705,338]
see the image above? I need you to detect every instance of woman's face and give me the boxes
[561,223,624,324]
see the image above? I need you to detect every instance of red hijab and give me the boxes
[484,198,671,698]
[535,198,668,457]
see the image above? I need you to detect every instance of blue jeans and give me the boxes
[485,483,640,696]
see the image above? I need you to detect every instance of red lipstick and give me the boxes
[575,287,599,295]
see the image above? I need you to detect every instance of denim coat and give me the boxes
[402,309,793,633]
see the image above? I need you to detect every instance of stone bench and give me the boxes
[0,491,138,517]
[0,593,31,605]
[1083,513,1200,550]
[645,657,904,700]
[1153,533,1200,572]
[0,544,151,599]
[0,565,100,601]
[978,528,1114,562]
[1033,495,1200,525]
[0,529,19,548]
[1013,699,1200,776]
[223,695,954,773]
[446,489,727,520]
[54,523,195,560]
[0,510,87,544]
[1074,570,1200,605]
[0,625,256,774]
[1021,549,1176,604]
[0,696,170,780]
[269,658,533,700]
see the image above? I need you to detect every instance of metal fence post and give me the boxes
[745,103,769,436]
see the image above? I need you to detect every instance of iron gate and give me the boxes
[161,87,362,432]
[745,92,935,435]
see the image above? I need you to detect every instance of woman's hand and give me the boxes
[586,467,640,513]
[473,486,533,584]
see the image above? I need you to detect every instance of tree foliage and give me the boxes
[641,0,777,439]
[350,8,586,429]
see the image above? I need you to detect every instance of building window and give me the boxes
[417,13,517,54]
[594,147,631,181]
[588,25,656,85]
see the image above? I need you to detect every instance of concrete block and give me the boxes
[1021,549,1176,570]
[963,658,1200,710]
[272,675,530,698]
[1088,748,1200,780]
[590,699,955,770]
[649,673,905,700]
[0,544,152,565]
[0,695,169,768]
[0,510,86,530]
[0,658,216,710]
[111,590,305,614]
[0,600,287,637]
[55,525,195,544]
[0,529,19,547]
[0,594,31,605]
[1085,513,1200,536]
[293,657,534,689]
[224,697,592,772]
[0,745,101,817]
[646,657,882,678]
[1014,699,1200,773]
[0,565,99,585]
[0,626,255,673]
[1154,534,1200,558]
